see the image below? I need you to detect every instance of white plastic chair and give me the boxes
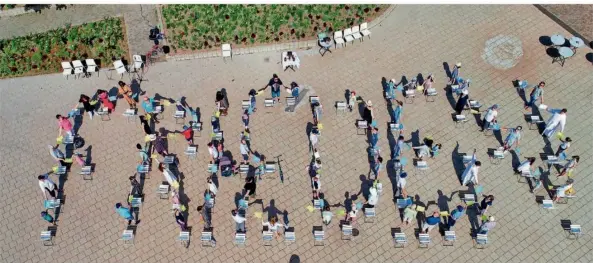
[343,28,354,44]
[222,44,232,61]
[85,59,99,77]
[61,62,74,79]
[334,31,345,48]
[133,55,143,71]
[112,60,129,80]
[360,22,371,40]
[351,26,362,42]
[72,60,84,78]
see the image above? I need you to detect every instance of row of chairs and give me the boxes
[61,59,99,79]
[334,23,372,48]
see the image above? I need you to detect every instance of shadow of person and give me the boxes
[443,62,452,78]
[451,141,465,182]
[586,52,593,63]
[263,199,280,221]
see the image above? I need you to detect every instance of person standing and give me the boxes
[556,137,572,158]
[129,175,142,196]
[448,205,466,229]
[263,74,286,104]
[423,74,434,96]
[371,157,383,180]
[322,206,333,225]
[115,203,138,225]
[449,63,461,84]
[454,89,469,115]
[240,139,250,165]
[422,211,441,234]
[118,81,136,109]
[542,108,567,138]
[96,89,115,113]
[554,179,574,202]
[478,216,496,234]
[242,109,250,128]
[158,162,179,189]
[516,157,536,175]
[56,114,74,137]
[397,172,408,197]
[152,133,169,156]
[244,176,257,197]
[392,100,404,125]
[386,79,396,101]
[136,143,149,163]
[393,134,405,159]
[262,216,285,239]
[363,100,375,127]
[558,156,579,178]
[481,104,499,132]
[309,129,319,152]
[38,173,58,200]
[232,210,246,233]
[207,177,218,197]
[75,94,95,120]
[502,126,522,152]
[174,209,188,231]
[48,144,67,167]
[370,127,379,148]
[141,96,160,124]
[207,142,219,163]
[179,125,194,145]
[462,149,481,186]
[139,115,153,135]
[525,81,545,110]
[348,91,357,112]
[478,195,494,215]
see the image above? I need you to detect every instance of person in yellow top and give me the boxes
[118,81,136,109]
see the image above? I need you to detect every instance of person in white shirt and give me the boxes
[543,108,567,138]
[232,210,246,233]
[516,157,536,175]
[207,142,219,163]
[462,150,481,186]
[262,216,284,239]
[481,104,499,132]
[556,137,571,157]
[207,177,218,197]
[240,139,250,164]
[554,179,574,203]
[397,172,408,197]
[322,206,333,225]
[38,173,58,200]
[158,162,178,189]
[366,187,379,207]
[309,130,319,152]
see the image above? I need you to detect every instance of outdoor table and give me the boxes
[282,51,300,72]
[569,36,584,54]
[550,34,565,47]
[554,47,574,67]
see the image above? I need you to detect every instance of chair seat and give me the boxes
[222,51,231,57]
[352,33,362,39]
[344,35,354,42]
[63,70,72,75]
[134,62,143,69]
[85,66,97,72]
[74,68,84,74]
[361,30,371,36]
[334,38,345,44]
[116,67,127,74]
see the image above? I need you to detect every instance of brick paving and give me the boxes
[1,5,592,263]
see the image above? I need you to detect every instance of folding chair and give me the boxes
[40,230,54,246]
[122,109,136,123]
[132,55,144,79]
[313,230,325,246]
[157,182,170,199]
[568,225,582,239]
[234,233,246,246]
[542,199,554,209]
[264,162,276,174]
[97,107,111,121]
[185,146,197,159]
[415,161,429,175]
[192,122,202,137]
[72,60,85,79]
[475,234,488,249]
[463,194,476,206]
[201,231,214,247]
[137,163,150,179]
[284,229,296,244]
[154,106,164,120]
[262,229,273,246]
[44,199,61,211]
[164,155,176,166]
[264,99,274,111]
[393,233,407,248]
[212,131,223,142]
[173,110,185,124]
[341,224,353,240]
[85,59,99,77]
[360,22,371,40]
[364,207,376,223]
[222,44,232,61]
[425,88,438,102]
[309,96,320,105]
[397,197,413,209]
[357,120,368,135]
[313,199,323,210]
[454,115,467,128]
[178,231,190,247]
[285,97,296,112]
[343,28,354,45]
[130,197,142,209]
[390,122,402,133]
[404,89,415,104]
[351,25,362,42]
[528,115,543,130]
[121,230,134,244]
[112,60,129,80]
[80,166,92,180]
[418,233,431,248]
[334,31,345,48]
[491,150,504,165]
[443,231,456,246]
[61,62,74,79]
[336,101,347,115]
[462,154,473,164]
[62,134,74,145]
[55,166,67,175]
[241,100,251,110]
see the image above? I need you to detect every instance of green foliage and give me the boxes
[162,4,386,51]
[0,17,127,78]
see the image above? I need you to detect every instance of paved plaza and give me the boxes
[1,5,592,263]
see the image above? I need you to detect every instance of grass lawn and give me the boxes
[0,17,129,78]
[162,4,388,53]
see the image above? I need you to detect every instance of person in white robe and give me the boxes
[462,150,481,186]
[542,108,567,138]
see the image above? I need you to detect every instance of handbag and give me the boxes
[89,99,98,105]
[416,85,424,92]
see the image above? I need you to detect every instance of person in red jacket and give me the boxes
[180,125,193,145]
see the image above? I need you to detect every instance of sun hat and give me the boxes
[462,89,469,95]
[489,216,495,222]
[456,62,461,67]
[366,100,372,107]
[391,79,396,82]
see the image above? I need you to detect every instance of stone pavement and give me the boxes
[1,5,592,263]
[0,4,158,58]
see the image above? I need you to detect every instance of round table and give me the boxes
[551,34,565,46]
[569,36,584,48]
[559,47,574,58]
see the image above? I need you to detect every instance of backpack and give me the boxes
[41,211,54,223]
[73,136,85,149]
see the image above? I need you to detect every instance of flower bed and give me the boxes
[162,4,387,53]
[0,17,129,78]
